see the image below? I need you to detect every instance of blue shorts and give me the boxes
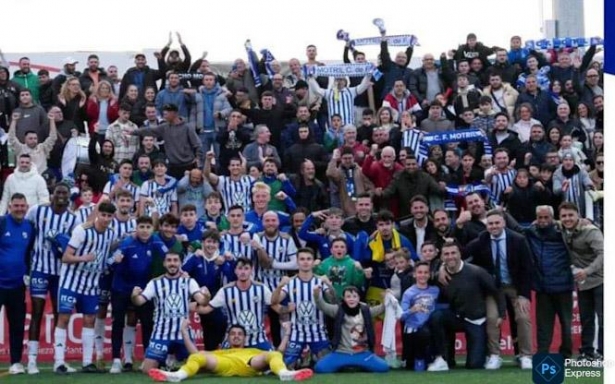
[29,271,59,300]
[145,339,189,363]
[57,287,99,315]
[284,340,330,365]
[98,273,113,305]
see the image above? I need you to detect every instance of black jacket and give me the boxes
[489,130,526,168]
[79,68,111,96]
[454,211,523,245]
[464,229,534,300]
[216,125,252,175]
[398,218,437,251]
[119,66,164,99]
[38,82,55,111]
[283,140,328,175]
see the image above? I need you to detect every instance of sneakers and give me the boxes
[385,354,402,369]
[109,359,122,374]
[148,368,182,383]
[54,363,77,374]
[279,368,314,381]
[9,363,25,375]
[577,352,595,362]
[27,361,39,375]
[82,363,101,373]
[484,354,503,370]
[427,356,449,372]
[519,356,533,370]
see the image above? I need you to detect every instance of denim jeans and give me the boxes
[430,308,487,369]
[577,284,603,355]
[199,130,219,163]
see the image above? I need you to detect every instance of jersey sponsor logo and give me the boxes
[60,294,76,304]
[238,310,258,334]
[297,301,316,325]
[164,293,183,317]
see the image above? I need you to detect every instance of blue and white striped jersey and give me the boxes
[282,276,328,343]
[27,205,80,275]
[209,282,271,347]
[216,175,254,214]
[490,168,517,205]
[140,178,178,216]
[257,233,297,291]
[59,223,117,295]
[142,276,200,341]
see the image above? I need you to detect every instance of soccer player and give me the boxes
[26,183,80,375]
[54,201,118,374]
[256,211,298,347]
[220,204,257,263]
[132,252,208,374]
[109,215,168,373]
[271,248,330,368]
[139,159,178,219]
[199,257,273,350]
[204,153,254,213]
[148,321,313,382]
[95,189,138,367]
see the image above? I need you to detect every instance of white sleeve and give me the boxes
[170,189,178,203]
[141,281,156,301]
[25,205,38,222]
[188,278,200,296]
[208,288,225,308]
[216,176,226,192]
[264,286,272,305]
[103,182,112,195]
[61,141,77,178]
[139,182,149,198]
[68,225,86,250]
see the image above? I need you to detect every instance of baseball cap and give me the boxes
[63,57,78,65]
[134,52,146,59]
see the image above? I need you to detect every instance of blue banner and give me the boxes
[606,0,614,74]
[418,128,492,163]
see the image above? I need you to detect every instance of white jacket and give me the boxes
[0,168,50,214]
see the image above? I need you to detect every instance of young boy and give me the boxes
[400,262,440,371]
[473,96,496,134]
[202,192,230,231]
[390,249,414,300]
[75,187,95,223]
[313,238,365,300]
[177,205,208,253]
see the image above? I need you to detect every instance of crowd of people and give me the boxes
[0,28,604,380]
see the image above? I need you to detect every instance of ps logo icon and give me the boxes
[532,353,564,384]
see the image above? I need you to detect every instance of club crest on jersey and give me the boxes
[23,232,28,239]
[147,250,151,256]
[253,295,260,302]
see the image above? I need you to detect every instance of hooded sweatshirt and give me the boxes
[0,168,50,214]
[12,70,39,101]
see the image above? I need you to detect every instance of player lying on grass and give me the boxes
[148,320,313,382]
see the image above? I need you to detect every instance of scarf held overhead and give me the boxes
[350,34,420,47]
[418,128,492,163]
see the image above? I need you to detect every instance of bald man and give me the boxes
[177,169,214,218]
[362,145,404,190]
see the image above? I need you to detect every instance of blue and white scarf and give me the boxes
[245,43,262,87]
[525,37,603,50]
[260,49,276,78]
[418,128,492,161]
[307,63,381,79]
[350,34,420,47]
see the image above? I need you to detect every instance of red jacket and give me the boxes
[85,97,120,134]
[361,154,403,188]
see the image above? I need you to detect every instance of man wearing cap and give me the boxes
[419,100,454,133]
[120,53,164,99]
[453,33,501,66]
[158,32,191,90]
[11,57,39,103]
[132,103,202,179]
[79,54,110,96]
[52,57,81,98]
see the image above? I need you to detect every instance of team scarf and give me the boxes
[260,49,276,78]
[525,36,604,50]
[369,229,401,263]
[418,128,492,162]
[245,41,262,87]
[350,34,420,48]
[306,62,382,79]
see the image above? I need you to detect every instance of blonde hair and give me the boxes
[59,76,83,102]
[95,80,114,100]
[251,181,271,195]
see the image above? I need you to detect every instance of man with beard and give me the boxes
[158,32,191,89]
[432,209,454,250]
[205,153,253,213]
[132,252,207,374]
[79,55,111,96]
[488,112,525,167]
[327,147,374,217]
[377,154,445,218]
[131,154,153,187]
[240,92,296,152]
[25,183,80,374]
[283,124,328,176]
[255,211,298,348]
[522,124,556,166]
[399,195,437,252]
[257,158,296,213]
[11,57,39,102]
[290,159,329,213]
[342,193,376,236]
[482,74,518,119]
[13,89,49,141]
[515,75,556,127]
[454,192,523,245]
[485,148,518,206]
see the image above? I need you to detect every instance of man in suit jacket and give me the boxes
[398,195,437,252]
[464,209,533,371]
